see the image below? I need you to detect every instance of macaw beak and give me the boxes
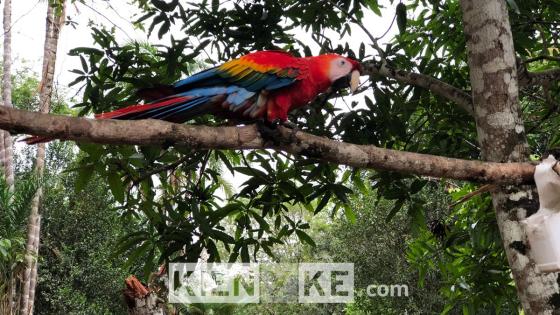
[349,59,362,94]
[349,69,360,93]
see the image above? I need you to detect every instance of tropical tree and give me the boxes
[20,1,67,314]
[1,0,15,191]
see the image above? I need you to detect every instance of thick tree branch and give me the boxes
[519,67,560,88]
[0,106,549,184]
[361,61,560,118]
[524,55,560,64]
[362,61,475,115]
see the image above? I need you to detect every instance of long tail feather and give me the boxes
[94,95,193,120]
[23,85,253,145]
[23,95,204,144]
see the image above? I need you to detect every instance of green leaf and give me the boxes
[209,229,236,244]
[330,184,353,204]
[113,232,149,256]
[107,172,125,203]
[196,39,211,52]
[0,245,8,258]
[143,248,156,281]
[158,20,171,39]
[210,203,243,223]
[385,198,405,222]
[359,42,365,60]
[77,142,103,159]
[296,230,316,247]
[250,210,270,231]
[410,179,427,194]
[315,192,331,214]
[235,167,269,182]
[215,151,235,175]
[75,165,94,193]
[125,242,151,269]
[240,244,250,262]
[68,47,104,56]
[277,181,306,202]
[441,302,456,315]
[396,3,407,34]
[229,249,239,263]
[505,0,521,14]
[152,0,177,12]
[343,204,356,223]
[261,244,275,259]
[80,55,89,73]
[68,75,86,87]
[365,0,382,16]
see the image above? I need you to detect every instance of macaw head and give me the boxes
[321,54,362,93]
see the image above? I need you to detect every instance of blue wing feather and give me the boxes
[173,68,222,90]
[172,59,299,94]
[146,86,256,120]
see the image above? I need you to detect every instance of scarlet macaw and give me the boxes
[25,50,361,144]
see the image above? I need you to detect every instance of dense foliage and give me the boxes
[36,153,131,315]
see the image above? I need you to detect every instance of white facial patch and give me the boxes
[328,57,354,82]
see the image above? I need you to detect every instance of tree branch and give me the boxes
[524,55,560,64]
[361,61,475,115]
[0,106,549,184]
[519,68,560,88]
[360,60,560,117]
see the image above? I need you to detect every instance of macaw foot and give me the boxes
[279,120,298,130]
[256,120,298,145]
[279,120,299,143]
[256,120,283,145]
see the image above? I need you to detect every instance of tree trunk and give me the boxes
[460,0,560,313]
[0,132,5,178]
[20,2,66,314]
[1,0,14,192]
[2,2,15,312]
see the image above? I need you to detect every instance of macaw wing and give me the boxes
[173,55,301,93]
[214,57,301,91]
[169,55,302,117]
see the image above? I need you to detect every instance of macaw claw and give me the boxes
[256,120,298,145]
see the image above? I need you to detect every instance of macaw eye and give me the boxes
[339,59,346,66]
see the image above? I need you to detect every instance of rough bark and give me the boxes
[20,2,65,314]
[1,105,557,185]
[25,216,40,315]
[19,216,39,315]
[0,131,5,178]
[460,0,560,313]
[1,0,14,192]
